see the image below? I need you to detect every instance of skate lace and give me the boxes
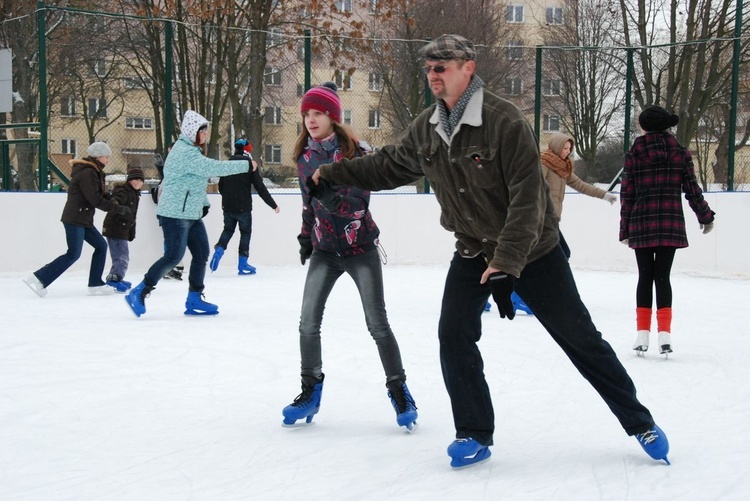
[292,386,314,407]
[637,429,658,445]
[389,386,416,413]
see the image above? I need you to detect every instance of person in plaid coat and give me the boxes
[619,105,715,356]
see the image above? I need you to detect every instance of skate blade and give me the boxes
[282,421,316,428]
[22,277,47,298]
[184,310,219,316]
[634,347,647,357]
[450,447,491,469]
[404,421,418,434]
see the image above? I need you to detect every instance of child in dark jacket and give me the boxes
[103,168,145,292]
[209,139,280,275]
[281,82,417,432]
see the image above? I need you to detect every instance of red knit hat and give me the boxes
[300,82,341,124]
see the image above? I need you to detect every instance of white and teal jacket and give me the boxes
[157,135,249,220]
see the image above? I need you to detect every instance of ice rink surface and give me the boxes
[2,265,749,500]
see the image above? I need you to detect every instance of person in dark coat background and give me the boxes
[23,142,130,297]
[102,168,145,292]
[209,139,280,275]
[620,105,716,356]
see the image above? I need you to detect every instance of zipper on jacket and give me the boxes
[182,191,190,212]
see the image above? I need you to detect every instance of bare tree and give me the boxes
[616,0,750,149]
[541,0,626,172]
[361,0,522,134]
[49,13,133,144]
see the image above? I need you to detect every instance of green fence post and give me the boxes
[534,46,542,142]
[1,142,10,191]
[727,0,742,191]
[37,1,48,191]
[423,38,432,193]
[304,30,311,92]
[164,20,174,147]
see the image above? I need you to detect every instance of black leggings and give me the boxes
[634,247,676,309]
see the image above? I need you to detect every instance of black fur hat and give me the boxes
[639,105,679,132]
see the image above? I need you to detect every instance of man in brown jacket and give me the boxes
[309,34,670,469]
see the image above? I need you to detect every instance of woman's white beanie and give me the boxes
[181,110,209,142]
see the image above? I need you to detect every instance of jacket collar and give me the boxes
[429,89,484,145]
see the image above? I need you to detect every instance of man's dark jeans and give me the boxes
[34,222,108,287]
[438,246,654,446]
[216,211,252,257]
[144,217,209,292]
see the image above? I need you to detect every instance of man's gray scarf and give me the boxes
[438,75,485,139]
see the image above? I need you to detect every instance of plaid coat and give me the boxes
[619,131,714,248]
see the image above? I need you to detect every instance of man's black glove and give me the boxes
[488,272,516,320]
[202,206,209,218]
[112,203,130,216]
[306,177,341,211]
[298,234,313,265]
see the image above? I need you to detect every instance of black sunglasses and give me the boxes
[422,64,448,75]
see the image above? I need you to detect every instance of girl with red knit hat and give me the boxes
[282,82,418,432]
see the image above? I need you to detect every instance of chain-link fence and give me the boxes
[2,4,748,193]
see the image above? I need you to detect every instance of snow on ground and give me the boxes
[1,265,749,501]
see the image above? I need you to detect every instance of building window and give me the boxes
[504,78,523,95]
[369,72,383,92]
[343,109,353,125]
[336,0,352,12]
[92,58,106,77]
[506,5,524,23]
[61,139,77,156]
[334,70,352,91]
[543,114,561,132]
[368,109,381,129]
[368,0,379,14]
[266,29,283,48]
[123,76,153,90]
[87,98,107,119]
[264,144,282,164]
[542,79,562,96]
[264,106,283,125]
[546,7,563,25]
[264,67,281,86]
[60,97,76,117]
[506,42,523,60]
[125,117,154,130]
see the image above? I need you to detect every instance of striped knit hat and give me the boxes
[300,82,341,124]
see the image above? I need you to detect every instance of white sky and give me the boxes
[2,265,749,501]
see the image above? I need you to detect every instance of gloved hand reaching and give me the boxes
[202,206,209,218]
[306,177,342,212]
[700,222,714,234]
[298,234,313,265]
[603,192,617,205]
[620,239,629,246]
[488,272,516,320]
